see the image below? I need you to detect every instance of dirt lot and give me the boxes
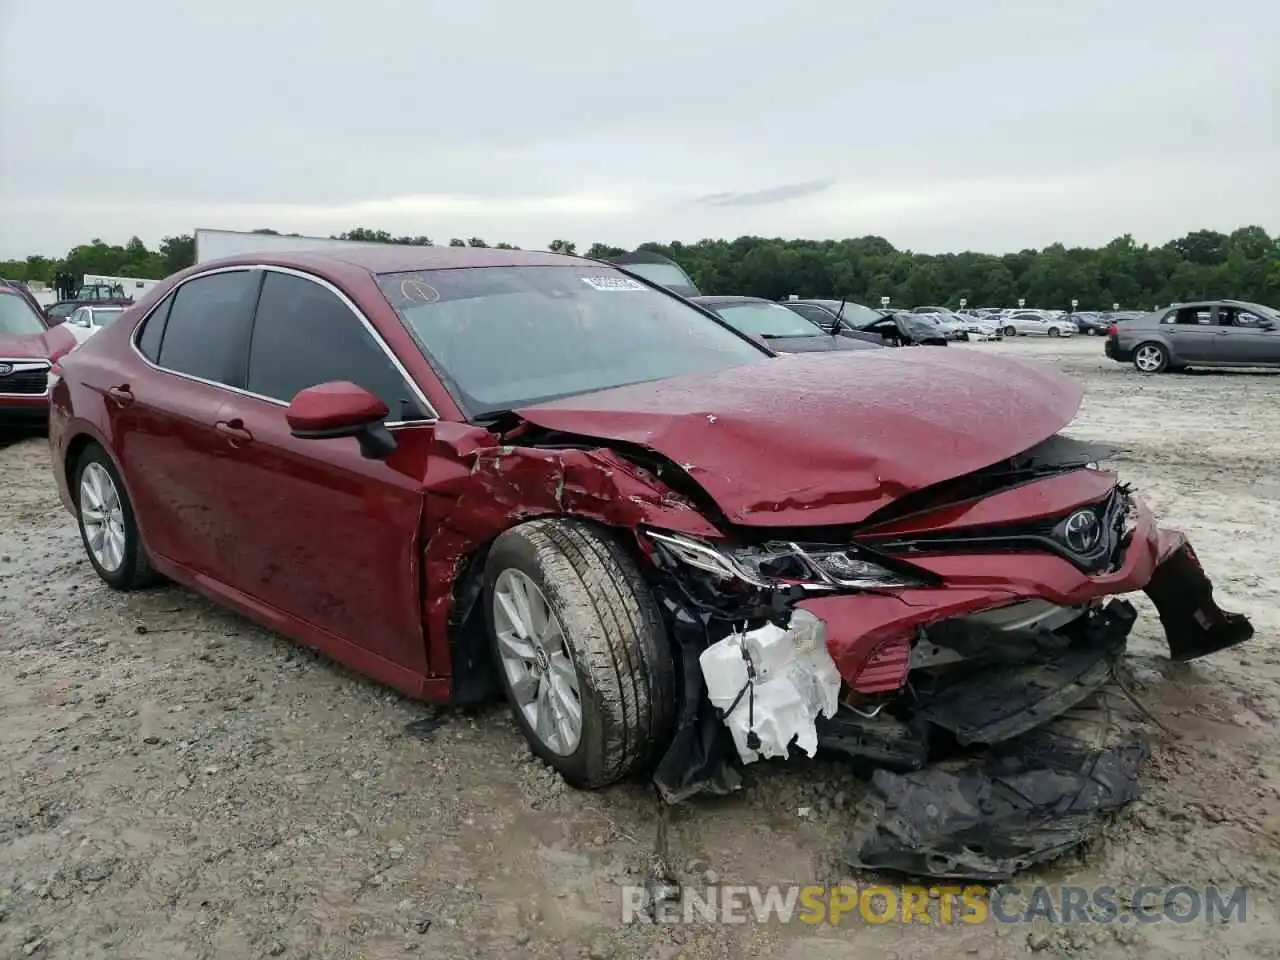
[3,336,1279,960]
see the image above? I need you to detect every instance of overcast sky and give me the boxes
[2,0,1276,259]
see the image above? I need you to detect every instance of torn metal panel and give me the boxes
[844,695,1151,881]
[420,421,720,678]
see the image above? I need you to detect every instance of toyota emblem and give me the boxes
[0,363,12,377]
[1063,509,1102,553]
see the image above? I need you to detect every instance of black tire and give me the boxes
[1132,341,1169,374]
[73,444,160,590]
[1049,327,1062,338]
[1003,325,1017,337]
[483,519,676,788]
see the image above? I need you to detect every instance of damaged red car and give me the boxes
[49,247,1252,805]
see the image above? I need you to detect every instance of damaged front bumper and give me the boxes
[649,500,1253,808]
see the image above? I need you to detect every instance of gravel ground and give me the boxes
[2,336,1279,959]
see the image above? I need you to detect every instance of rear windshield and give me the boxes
[377,265,766,417]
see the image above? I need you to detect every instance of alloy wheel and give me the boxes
[80,462,127,573]
[492,568,583,755]
[1134,345,1164,372]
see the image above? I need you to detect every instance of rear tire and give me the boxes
[483,519,676,788]
[1133,341,1169,373]
[73,444,160,590]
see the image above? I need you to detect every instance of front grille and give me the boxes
[0,362,51,396]
[868,488,1131,574]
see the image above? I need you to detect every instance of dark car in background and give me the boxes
[783,299,949,346]
[1106,300,1280,372]
[600,250,701,297]
[694,296,883,351]
[1069,312,1110,335]
[0,286,78,426]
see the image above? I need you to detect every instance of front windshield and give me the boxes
[0,293,45,336]
[377,265,767,417]
[713,302,823,338]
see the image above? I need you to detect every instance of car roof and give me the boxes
[194,245,595,275]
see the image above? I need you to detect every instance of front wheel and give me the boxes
[483,519,676,788]
[1003,325,1017,338]
[1133,341,1169,373]
[1049,327,1062,338]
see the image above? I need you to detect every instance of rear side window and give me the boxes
[246,271,427,419]
[136,295,172,361]
[156,271,260,386]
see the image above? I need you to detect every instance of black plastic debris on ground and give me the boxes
[843,693,1150,881]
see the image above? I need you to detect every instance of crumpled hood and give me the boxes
[516,349,1083,527]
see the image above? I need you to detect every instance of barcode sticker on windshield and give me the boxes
[581,276,646,292]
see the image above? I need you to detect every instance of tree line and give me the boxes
[3,225,1276,310]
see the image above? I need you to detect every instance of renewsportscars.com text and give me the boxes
[622,883,1249,926]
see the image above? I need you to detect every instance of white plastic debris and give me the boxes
[698,609,842,763]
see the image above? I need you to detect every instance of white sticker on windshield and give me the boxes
[581,276,646,292]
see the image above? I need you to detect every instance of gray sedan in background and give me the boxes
[1106,300,1280,372]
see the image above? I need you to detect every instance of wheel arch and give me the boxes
[443,515,657,705]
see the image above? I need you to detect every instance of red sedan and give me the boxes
[0,285,78,426]
[49,246,1251,795]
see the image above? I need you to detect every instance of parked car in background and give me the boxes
[1000,311,1077,338]
[910,307,972,341]
[1069,312,1110,336]
[782,299,948,346]
[1106,300,1280,373]
[46,296,134,324]
[66,304,129,343]
[48,245,1251,799]
[599,250,701,297]
[0,285,78,426]
[692,296,882,351]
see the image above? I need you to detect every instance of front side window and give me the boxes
[377,265,766,417]
[0,293,46,336]
[246,271,427,419]
[155,270,260,386]
[712,302,824,338]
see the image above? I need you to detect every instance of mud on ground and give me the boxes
[2,337,1279,959]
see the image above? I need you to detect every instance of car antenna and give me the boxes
[829,298,848,337]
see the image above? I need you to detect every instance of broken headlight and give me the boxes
[646,531,927,591]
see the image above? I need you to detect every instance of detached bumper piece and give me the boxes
[1145,542,1254,661]
[843,696,1150,881]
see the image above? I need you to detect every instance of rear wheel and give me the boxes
[73,444,159,590]
[1133,342,1169,373]
[483,519,676,788]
